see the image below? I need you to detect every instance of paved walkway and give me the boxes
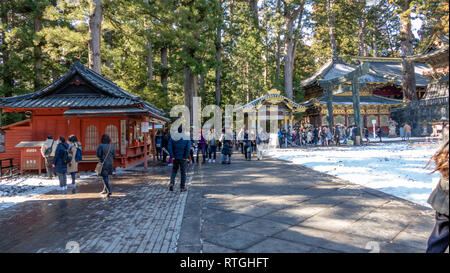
[177,152,436,253]
[0,152,437,253]
[0,163,191,253]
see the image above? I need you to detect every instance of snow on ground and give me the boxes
[266,141,442,207]
[0,172,97,211]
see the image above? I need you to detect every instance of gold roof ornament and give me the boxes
[267,89,281,95]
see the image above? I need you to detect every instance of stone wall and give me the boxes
[391,81,449,137]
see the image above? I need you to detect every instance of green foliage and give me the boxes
[0,0,445,127]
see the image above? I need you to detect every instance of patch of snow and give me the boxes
[266,142,442,207]
[0,172,94,211]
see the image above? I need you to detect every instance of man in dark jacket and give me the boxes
[168,126,191,192]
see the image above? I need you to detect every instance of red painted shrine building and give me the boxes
[0,62,169,172]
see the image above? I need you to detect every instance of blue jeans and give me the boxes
[56,173,67,187]
[426,212,449,253]
[209,145,217,160]
[102,175,112,194]
[156,147,162,161]
[70,172,77,184]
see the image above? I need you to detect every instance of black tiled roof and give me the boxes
[0,62,166,118]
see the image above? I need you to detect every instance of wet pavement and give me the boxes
[0,152,439,253]
[0,163,191,253]
[177,152,436,253]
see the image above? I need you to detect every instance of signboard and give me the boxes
[0,129,5,153]
[372,120,377,139]
[120,120,127,155]
[141,122,149,133]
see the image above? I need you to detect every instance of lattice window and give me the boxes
[85,125,99,151]
[106,125,119,150]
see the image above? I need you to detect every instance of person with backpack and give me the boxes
[67,135,82,190]
[243,129,252,161]
[220,128,232,164]
[96,134,116,196]
[41,136,58,179]
[51,136,70,193]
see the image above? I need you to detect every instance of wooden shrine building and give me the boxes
[235,89,306,131]
[300,56,429,133]
[0,62,169,173]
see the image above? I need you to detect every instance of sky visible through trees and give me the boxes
[0,0,448,125]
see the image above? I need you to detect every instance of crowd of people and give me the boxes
[40,133,115,196]
[277,125,367,147]
[35,123,448,252]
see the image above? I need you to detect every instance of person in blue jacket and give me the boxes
[51,136,70,193]
[168,125,191,192]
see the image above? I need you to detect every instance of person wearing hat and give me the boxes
[426,124,449,253]
[40,136,58,179]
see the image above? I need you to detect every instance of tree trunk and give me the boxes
[33,11,43,89]
[327,0,338,59]
[275,0,281,86]
[249,0,258,27]
[184,48,198,120]
[88,0,102,74]
[372,32,377,57]
[1,1,13,97]
[215,0,223,106]
[399,0,417,101]
[283,3,305,100]
[146,40,153,84]
[358,8,368,57]
[199,73,206,102]
[144,0,152,84]
[161,45,168,92]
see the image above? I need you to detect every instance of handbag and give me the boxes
[95,144,112,176]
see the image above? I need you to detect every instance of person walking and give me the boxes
[67,135,81,190]
[220,128,232,164]
[41,136,58,179]
[244,129,252,161]
[326,127,333,145]
[400,125,405,141]
[363,127,370,144]
[404,123,412,141]
[207,128,217,163]
[426,125,449,253]
[313,127,319,146]
[334,126,341,146]
[197,130,207,164]
[377,126,383,142]
[96,134,116,196]
[255,129,266,160]
[51,136,70,193]
[168,126,191,192]
[155,132,162,161]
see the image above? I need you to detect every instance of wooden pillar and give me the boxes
[152,122,156,163]
[143,131,148,169]
[326,87,333,127]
